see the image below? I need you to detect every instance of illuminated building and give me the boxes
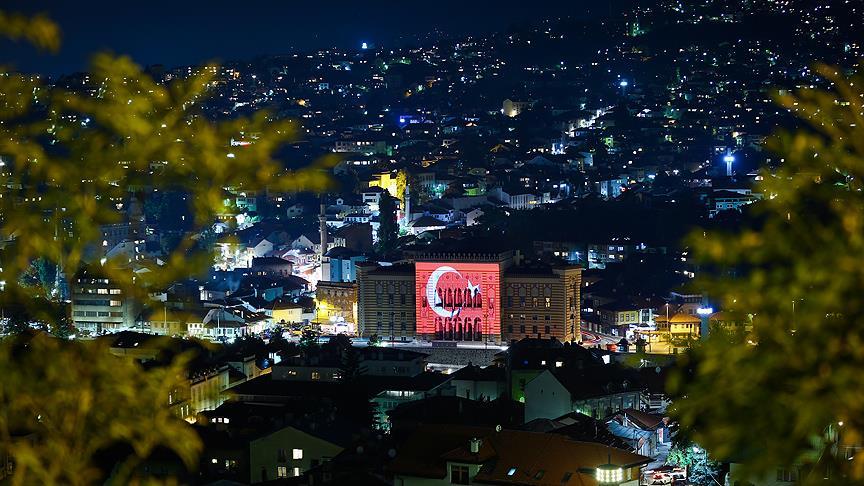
[502,98,535,117]
[357,250,581,344]
[356,262,417,341]
[415,261,502,341]
[315,281,358,325]
[501,265,582,343]
[70,266,139,335]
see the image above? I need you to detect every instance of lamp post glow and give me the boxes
[723,152,735,176]
[596,463,625,484]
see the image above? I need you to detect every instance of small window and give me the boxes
[277,466,288,478]
[534,469,545,480]
[507,467,517,476]
[293,448,303,460]
[451,465,470,484]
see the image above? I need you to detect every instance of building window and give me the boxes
[451,465,470,484]
[293,467,301,477]
[293,448,303,460]
[311,372,320,381]
[277,466,288,478]
[545,325,551,335]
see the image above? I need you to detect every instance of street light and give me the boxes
[596,463,625,484]
[723,152,735,176]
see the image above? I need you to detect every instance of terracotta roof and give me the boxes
[621,408,665,430]
[389,424,650,484]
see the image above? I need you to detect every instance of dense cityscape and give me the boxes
[1,0,863,484]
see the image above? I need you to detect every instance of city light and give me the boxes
[596,464,624,484]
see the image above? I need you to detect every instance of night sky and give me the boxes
[3,0,588,76]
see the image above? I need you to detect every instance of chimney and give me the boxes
[469,438,482,454]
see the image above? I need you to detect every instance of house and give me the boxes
[366,372,454,430]
[449,364,506,401]
[196,401,349,484]
[523,369,644,422]
[407,215,447,236]
[249,425,345,483]
[389,425,649,486]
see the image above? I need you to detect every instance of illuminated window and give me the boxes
[293,467,301,477]
[507,467,517,476]
[277,466,288,478]
[293,448,303,460]
[311,372,320,380]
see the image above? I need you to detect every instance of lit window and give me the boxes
[507,467,517,476]
[293,467,301,477]
[311,372,320,381]
[277,466,288,478]
[293,448,303,460]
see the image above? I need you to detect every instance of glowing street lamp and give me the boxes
[723,152,735,176]
[596,463,625,484]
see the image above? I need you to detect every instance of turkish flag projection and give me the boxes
[415,262,500,341]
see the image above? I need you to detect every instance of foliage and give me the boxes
[0,334,201,485]
[368,333,381,347]
[671,63,864,484]
[666,439,722,486]
[0,10,333,484]
[376,189,398,254]
[0,11,60,52]
[299,328,320,350]
[0,27,334,310]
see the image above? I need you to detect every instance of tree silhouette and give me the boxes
[0,9,332,484]
[672,64,864,484]
[376,190,398,255]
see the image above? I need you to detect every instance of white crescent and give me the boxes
[425,265,461,318]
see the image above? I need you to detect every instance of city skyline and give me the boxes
[3,0,594,76]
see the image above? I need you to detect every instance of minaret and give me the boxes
[319,197,329,282]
